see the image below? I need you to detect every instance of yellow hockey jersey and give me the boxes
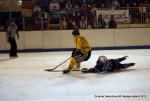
[74,35,91,54]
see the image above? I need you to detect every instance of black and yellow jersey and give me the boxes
[74,35,91,54]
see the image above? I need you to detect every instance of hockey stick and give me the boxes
[46,69,81,72]
[45,56,72,71]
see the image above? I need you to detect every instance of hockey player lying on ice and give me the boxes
[81,56,135,73]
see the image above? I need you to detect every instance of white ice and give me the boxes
[0,49,150,101]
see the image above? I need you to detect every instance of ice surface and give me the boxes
[0,49,150,101]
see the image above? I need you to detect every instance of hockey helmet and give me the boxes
[72,26,80,36]
[97,56,108,63]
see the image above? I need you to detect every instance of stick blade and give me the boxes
[44,69,54,71]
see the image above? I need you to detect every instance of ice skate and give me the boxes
[129,63,135,66]
[63,68,71,74]
[81,68,88,73]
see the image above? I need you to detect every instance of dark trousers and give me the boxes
[109,57,131,71]
[8,37,18,57]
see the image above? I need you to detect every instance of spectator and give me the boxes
[72,17,77,27]
[109,15,117,28]
[79,16,87,29]
[74,4,80,14]
[33,3,42,15]
[6,20,19,58]
[65,0,73,16]
[49,0,60,11]
[98,14,106,28]
[139,3,146,23]
[66,0,72,9]
[60,16,67,30]
[67,17,76,29]
[74,12,81,26]
[147,2,150,23]
[33,3,42,25]
[87,4,93,20]
[100,3,105,9]
[130,2,139,23]
[91,16,99,28]
[49,0,60,25]
[91,3,97,16]
[110,0,120,9]
[80,3,87,17]
[58,0,65,9]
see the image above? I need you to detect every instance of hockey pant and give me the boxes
[109,57,131,71]
[68,51,91,69]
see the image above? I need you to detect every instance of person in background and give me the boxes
[139,3,146,23]
[65,0,72,10]
[74,12,81,27]
[80,3,87,17]
[67,17,76,29]
[6,20,19,58]
[49,0,60,26]
[91,15,99,28]
[33,3,42,18]
[109,15,117,28]
[65,0,73,17]
[60,16,67,30]
[49,0,60,12]
[98,14,106,28]
[110,0,120,10]
[130,2,139,23]
[32,3,42,28]
[90,3,97,16]
[79,16,87,29]
[58,0,65,9]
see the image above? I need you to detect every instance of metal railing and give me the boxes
[0,7,150,31]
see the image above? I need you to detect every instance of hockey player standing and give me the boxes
[81,56,135,73]
[63,26,91,74]
[6,20,19,58]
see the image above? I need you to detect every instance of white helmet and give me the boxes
[98,56,108,63]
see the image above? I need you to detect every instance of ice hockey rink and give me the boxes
[0,49,150,101]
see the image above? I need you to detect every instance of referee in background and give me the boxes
[6,20,19,58]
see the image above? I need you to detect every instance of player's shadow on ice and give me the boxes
[97,69,136,75]
[100,69,136,74]
[67,69,136,79]
[0,58,16,62]
[48,69,136,86]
